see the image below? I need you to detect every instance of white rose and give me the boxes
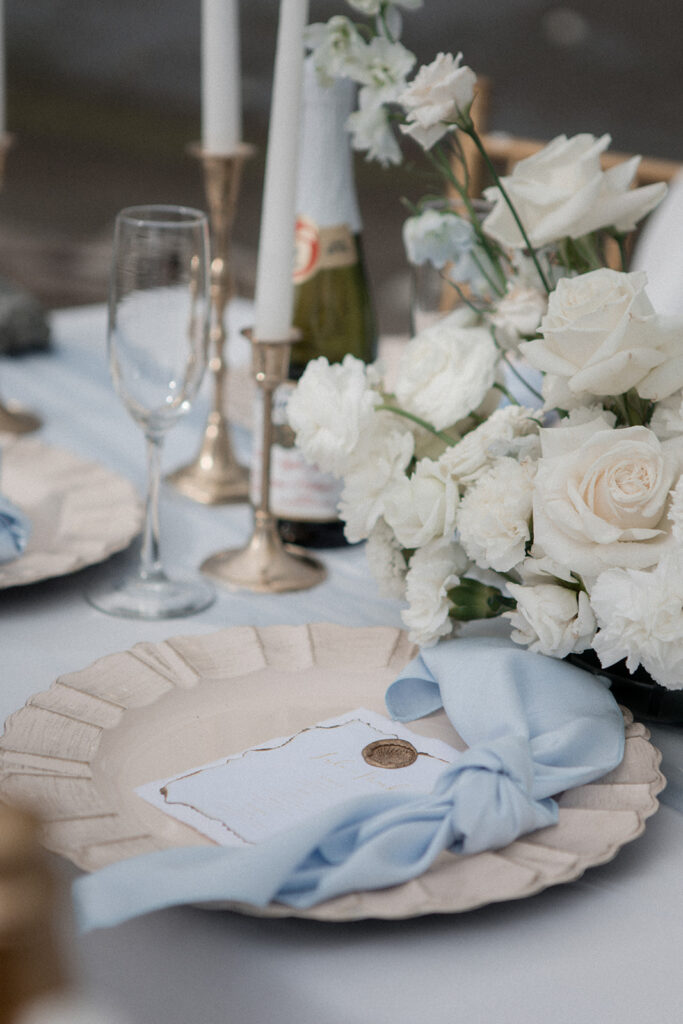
[383,456,459,549]
[399,52,476,150]
[287,355,380,476]
[482,133,667,249]
[346,86,402,166]
[437,405,539,484]
[521,268,669,399]
[591,554,683,690]
[364,518,408,600]
[457,457,535,572]
[489,285,547,350]
[394,311,498,430]
[505,583,596,658]
[402,539,468,647]
[338,426,414,542]
[532,417,683,577]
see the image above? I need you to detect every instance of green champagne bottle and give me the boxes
[274,58,377,548]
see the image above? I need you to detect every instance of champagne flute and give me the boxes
[86,205,215,618]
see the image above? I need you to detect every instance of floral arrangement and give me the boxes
[289,1,683,691]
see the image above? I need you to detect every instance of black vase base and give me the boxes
[568,651,683,725]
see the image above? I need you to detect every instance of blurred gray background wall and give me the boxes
[2,0,682,333]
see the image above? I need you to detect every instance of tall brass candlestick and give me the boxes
[201,330,326,592]
[167,142,254,502]
[0,133,42,436]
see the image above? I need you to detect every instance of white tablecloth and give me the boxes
[2,305,683,1024]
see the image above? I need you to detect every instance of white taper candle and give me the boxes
[253,0,309,341]
[201,0,241,153]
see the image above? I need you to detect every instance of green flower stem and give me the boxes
[464,125,552,294]
[437,271,485,316]
[448,576,516,620]
[492,381,520,405]
[376,403,458,445]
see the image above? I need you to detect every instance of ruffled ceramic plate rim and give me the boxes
[0,437,142,588]
[0,623,666,921]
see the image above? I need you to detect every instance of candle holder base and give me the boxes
[0,400,42,435]
[201,511,326,593]
[167,412,248,504]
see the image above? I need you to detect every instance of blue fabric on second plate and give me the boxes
[0,493,30,562]
[73,637,625,931]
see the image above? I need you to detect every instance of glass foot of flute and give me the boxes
[201,331,326,593]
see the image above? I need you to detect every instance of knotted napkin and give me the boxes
[73,637,624,931]
[0,492,30,563]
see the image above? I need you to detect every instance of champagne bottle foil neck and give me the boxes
[296,57,362,234]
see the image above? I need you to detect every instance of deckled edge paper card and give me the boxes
[136,708,458,847]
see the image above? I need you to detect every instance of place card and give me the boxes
[136,708,458,847]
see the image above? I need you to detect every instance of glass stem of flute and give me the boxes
[142,433,165,582]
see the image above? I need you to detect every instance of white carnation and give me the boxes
[394,311,498,430]
[650,393,683,441]
[438,405,539,485]
[383,456,459,549]
[399,52,476,150]
[287,355,380,476]
[457,457,535,572]
[489,285,547,350]
[338,426,414,542]
[402,538,468,647]
[364,518,408,599]
[505,583,596,658]
[591,554,683,689]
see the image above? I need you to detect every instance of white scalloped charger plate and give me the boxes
[0,624,665,921]
[0,438,142,588]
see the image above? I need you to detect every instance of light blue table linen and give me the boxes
[73,637,625,932]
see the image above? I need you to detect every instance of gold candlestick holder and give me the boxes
[0,132,42,436]
[167,142,254,502]
[201,330,326,592]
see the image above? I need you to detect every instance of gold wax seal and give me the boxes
[362,738,418,769]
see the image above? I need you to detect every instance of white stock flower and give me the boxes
[402,539,468,646]
[399,52,477,150]
[394,310,498,430]
[364,518,408,599]
[505,583,596,658]
[346,86,402,166]
[489,285,547,350]
[352,36,415,102]
[437,405,539,484]
[482,133,667,249]
[532,416,683,577]
[383,456,459,548]
[338,426,414,542]
[592,554,683,689]
[305,17,367,85]
[521,269,678,400]
[287,355,380,476]
[457,457,535,572]
[346,0,382,13]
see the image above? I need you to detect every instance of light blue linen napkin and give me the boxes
[0,492,30,563]
[73,637,625,931]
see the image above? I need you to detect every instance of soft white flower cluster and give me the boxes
[293,27,683,692]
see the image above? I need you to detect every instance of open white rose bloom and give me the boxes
[296,14,683,692]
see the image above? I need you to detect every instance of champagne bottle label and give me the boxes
[249,382,342,521]
[294,216,357,285]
